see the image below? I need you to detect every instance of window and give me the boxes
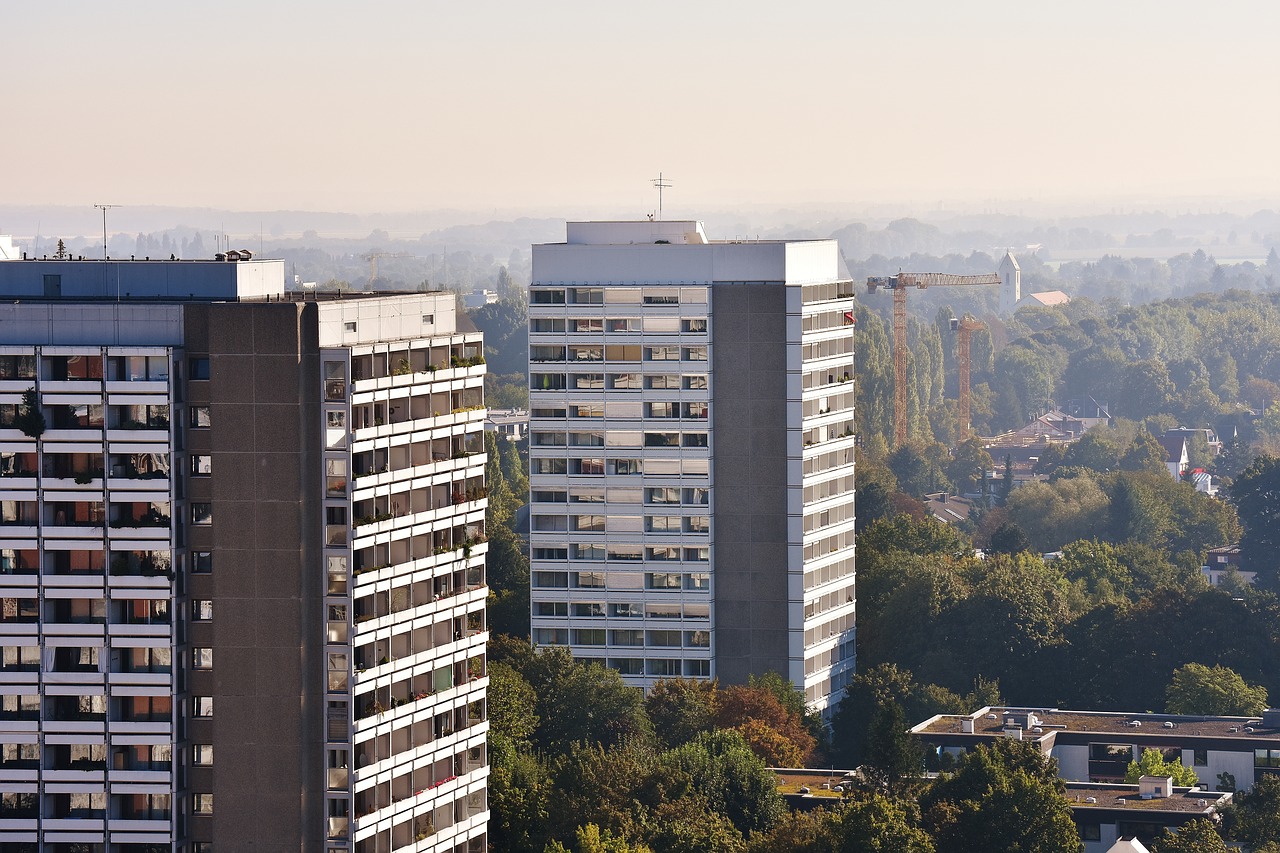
[571,515,605,532]
[645,346,681,361]
[193,744,214,766]
[610,603,643,619]
[193,696,214,717]
[191,406,212,428]
[572,373,605,390]
[574,571,606,588]
[193,648,213,669]
[683,346,708,361]
[684,516,710,533]
[611,629,644,646]
[647,572,682,590]
[189,358,211,380]
[532,571,569,589]
[685,630,710,647]
[571,544,605,561]
[1193,749,1208,766]
[573,629,606,645]
[192,551,213,574]
[609,373,642,390]
[682,319,708,332]
[531,318,566,333]
[646,402,679,418]
[326,459,347,496]
[684,374,709,390]
[343,322,357,333]
[191,503,212,525]
[193,793,214,815]
[571,602,605,617]
[647,546,681,561]
[684,547,709,562]
[534,601,568,617]
[324,361,347,400]
[648,630,682,647]
[644,432,679,448]
[646,375,681,390]
[531,288,566,305]
[194,600,213,621]
[191,455,212,476]
[686,573,710,590]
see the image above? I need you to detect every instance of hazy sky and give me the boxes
[5,0,1278,216]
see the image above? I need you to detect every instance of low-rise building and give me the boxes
[912,705,1280,794]
[1067,780,1230,853]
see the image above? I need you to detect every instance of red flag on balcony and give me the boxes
[843,311,856,325]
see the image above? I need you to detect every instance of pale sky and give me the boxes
[4,0,1278,215]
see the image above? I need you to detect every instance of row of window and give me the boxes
[534,601,707,620]
[528,456,707,478]
[531,371,707,391]
[530,344,707,363]
[0,550,198,578]
[0,354,170,382]
[529,286,707,306]
[0,741,210,770]
[533,628,710,648]
[531,570,710,592]
[0,790,208,820]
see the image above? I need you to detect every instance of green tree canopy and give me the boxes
[1165,662,1269,716]
[1229,454,1280,586]
[921,739,1078,853]
[1124,747,1198,786]
[1150,818,1230,853]
[1222,773,1280,849]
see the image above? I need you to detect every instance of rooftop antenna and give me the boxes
[651,172,672,221]
[94,204,120,259]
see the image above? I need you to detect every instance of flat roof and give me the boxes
[1065,783,1228,814]
[916,707,1280,743]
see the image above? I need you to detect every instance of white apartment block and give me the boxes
[527,221,856,712]
[0,258,488,853]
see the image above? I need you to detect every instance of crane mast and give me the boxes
[866,272,1000,446]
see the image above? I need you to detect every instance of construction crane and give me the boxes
[363,252,411,291]
[866,272,1000,446]
[949,314,986,442]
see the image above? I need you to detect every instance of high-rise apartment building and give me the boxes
[527,220,856,713]
[0,257,488,853]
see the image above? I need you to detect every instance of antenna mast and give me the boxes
[651,173,672,220]
[94,204,120,259]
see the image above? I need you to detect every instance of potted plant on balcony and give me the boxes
[14,389,44,439]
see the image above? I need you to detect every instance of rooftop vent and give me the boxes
[961,719,975,734]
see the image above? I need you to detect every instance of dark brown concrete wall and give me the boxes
[185,302,324,851]
[711,283,791,684]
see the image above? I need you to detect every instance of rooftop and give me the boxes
[1065,782,1230,814]
[915,706,1280,742]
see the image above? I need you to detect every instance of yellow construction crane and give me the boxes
[949,314,986,442]
[363,252,411,291]
[866,272,1000,446]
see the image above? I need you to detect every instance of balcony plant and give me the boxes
[14,389,44,438]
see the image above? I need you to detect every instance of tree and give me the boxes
[488,661,539,745]
[862,701,924,791]
[838,793,935,853]
[1120,429,1173,475]
[644,679,716,749]
[987,521,1031,555]
[1229,455,1280,586]
[663,729,785,836]
[1149,818,1230,853]
[945,439,994,496]
[1165,663,1268,716]
[544,823,653,853]
[1124,747,1198,786]
[526,651,654,753]
[1222,773,1280,849]
[921,739,1078,853]
[713,684,816,766]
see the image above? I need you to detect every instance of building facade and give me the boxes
[527,220,856,712]
[0,258,488,853]
[912,706,1280,794]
